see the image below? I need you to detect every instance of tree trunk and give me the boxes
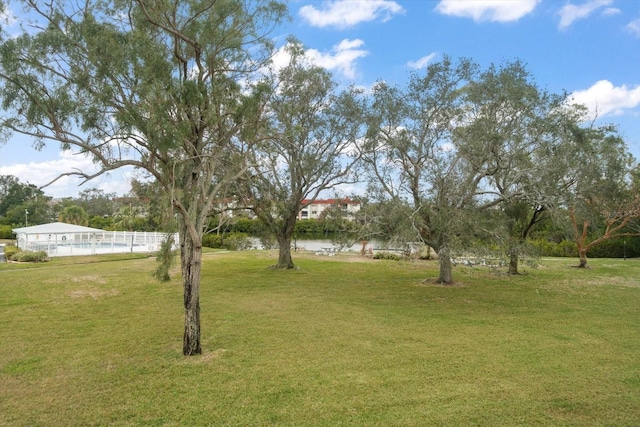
[508,252,519,275]
[508,246,519,275]
[436,247,453,285]
[577,248,589,268]
[274,233,295,269]
[180,225,202,355]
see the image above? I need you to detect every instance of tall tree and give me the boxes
[454,61,574,274]
[363,56,478,284]
[0,0,287,355]
[558,125,639,267]
[242,40,365,269]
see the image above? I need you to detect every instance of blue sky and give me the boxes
[0,0,639,198]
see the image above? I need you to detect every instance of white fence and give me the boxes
[20,231,179,257]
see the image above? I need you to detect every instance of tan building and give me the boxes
[298,198,361,221]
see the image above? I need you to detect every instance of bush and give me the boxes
[223,232,252,251]
[9,250,48,263]
[373,252,401,261]
[202,233,224,249]
[587,237,640,259]
[202,232,252,251]
[230,218,263,235]
[530,239,577,257]
[3,245,19,259]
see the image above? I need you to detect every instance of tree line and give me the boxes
[0,0,638,355]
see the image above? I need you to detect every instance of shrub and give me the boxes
[9,250,48,263]
[3,245,19,259]
[530,239,577,257]
[223,233,252,251]
[373,252,401,261]
[202,232,252,251]
[202,233,224,249]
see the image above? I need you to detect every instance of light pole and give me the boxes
[25,209,29,227]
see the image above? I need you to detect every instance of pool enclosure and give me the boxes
[12,222,178,257]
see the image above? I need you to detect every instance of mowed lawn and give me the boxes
[0,251,638,426]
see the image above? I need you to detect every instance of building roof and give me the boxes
[12,222,105,234]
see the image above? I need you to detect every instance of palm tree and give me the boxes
[58,206,89,226]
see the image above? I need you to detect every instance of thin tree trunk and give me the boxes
[180,224,202,355]
[508,251,519,275]
[436,247,453,284]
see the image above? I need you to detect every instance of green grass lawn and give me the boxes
[1,251,638,426]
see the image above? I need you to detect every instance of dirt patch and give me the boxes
[178,349,227,364]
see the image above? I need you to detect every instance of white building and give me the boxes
[298,198,361,221]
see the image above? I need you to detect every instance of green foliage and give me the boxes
[202,232,252,251]
[8,250,48,262]
[88,215,113,230]
[58,205,89,226]
[0,224,13,239]
[230,217,263,234]
[373,251,402,261]
[153,235,176,282]
[293,218,324,234]
[3,245,19,258]
[530,239,577,257]
[586,236,640,259]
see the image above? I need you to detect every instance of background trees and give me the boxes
[0,175,52,226]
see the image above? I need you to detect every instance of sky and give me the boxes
[0,0,639,198]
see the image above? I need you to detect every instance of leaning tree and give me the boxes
[0,0,287,355]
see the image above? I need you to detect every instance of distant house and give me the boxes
[298,198,361,221]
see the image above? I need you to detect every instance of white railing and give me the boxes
[22,231,179,257]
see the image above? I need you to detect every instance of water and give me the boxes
[250,238,382,253]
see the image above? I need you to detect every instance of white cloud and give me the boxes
[627,18,640,37]
[299,0,404,29]
[0,151,133,198]
[306,39,368,79]
[407,53,438,70]
[435,0,540,23]
[558,0,612,30]
[266,39,368,82]
[570,80,640,118]
[602,8,621,16]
